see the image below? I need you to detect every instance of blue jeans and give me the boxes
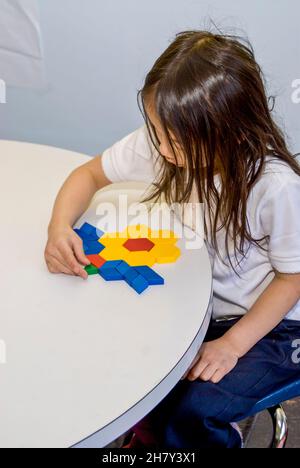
[131,318,300,448]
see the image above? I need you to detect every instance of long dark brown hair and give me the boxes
[137,30,300,272]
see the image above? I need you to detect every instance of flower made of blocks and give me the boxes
[73,223,181,294]
[99,224,180,266]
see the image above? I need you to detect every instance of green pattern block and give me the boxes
[85,264,99,275]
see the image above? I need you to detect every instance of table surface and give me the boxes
[0,140,213,448]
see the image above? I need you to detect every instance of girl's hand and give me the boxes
[45,224,90,279]
[183,338,240,384]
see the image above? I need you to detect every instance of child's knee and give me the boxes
[172,379,234,421]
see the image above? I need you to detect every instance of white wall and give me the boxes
[0,0,299,156]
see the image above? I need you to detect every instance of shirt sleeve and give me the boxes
[259,174,300,273]
[101,124,161,183]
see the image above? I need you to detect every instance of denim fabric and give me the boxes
[131,318,300,448]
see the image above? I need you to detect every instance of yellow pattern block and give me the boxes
[152,245,181,263]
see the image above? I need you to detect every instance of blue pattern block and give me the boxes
[74,223,104,241]
[123,268,139,286]
[116,261,131,276]
[98,268,124,281]
[100,260,122,270]
[83,241,105,255]
[98,260,123,281]
[134,266,165,285]
[81,222,104,240]
[131,275,149,294]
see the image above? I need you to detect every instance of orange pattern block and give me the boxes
[86,254,106,269]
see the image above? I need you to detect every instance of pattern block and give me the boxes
[123,238,155,252]
[123,268,139,287]
[98,268,124,281]
[86,255,106,269]
[134,266,165,285]
[84,264,99,275]
[131,275,149,294]
[83,241,105,256]
[74,223,104,241]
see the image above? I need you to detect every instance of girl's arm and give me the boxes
[45,155,112,279]
[186,271,300,383]
[222,271,300,356]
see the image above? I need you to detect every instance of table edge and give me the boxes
[72,262,213,448]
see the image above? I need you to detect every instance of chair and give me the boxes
[245,378,300,448]
[122,378,300,449]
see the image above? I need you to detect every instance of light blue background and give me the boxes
[0,0,299,156]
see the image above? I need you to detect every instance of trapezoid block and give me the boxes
[154,245,181,264]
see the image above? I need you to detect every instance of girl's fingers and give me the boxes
[46,257,75,276]
[49,251,78,275]
[210,369,226,384]
[56,244,87,279]
[72,238,90,266]
[187,360,210,381]
[200,365,219,382]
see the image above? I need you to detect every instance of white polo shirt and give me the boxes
[101,125,300,321]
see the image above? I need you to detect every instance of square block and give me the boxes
[131,275,149,294]
[86,255,106,269]
[134,266,165,285]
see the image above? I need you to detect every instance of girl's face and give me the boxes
[145,99,221,174]
[145,101,186,167]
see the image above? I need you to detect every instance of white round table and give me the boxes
[0,140,213,448]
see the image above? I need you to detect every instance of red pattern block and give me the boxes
[123,238,155,252]
[86,254,106,269]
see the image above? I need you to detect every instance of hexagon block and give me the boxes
[123,238,155,252]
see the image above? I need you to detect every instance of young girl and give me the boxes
[45,30,300,448]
